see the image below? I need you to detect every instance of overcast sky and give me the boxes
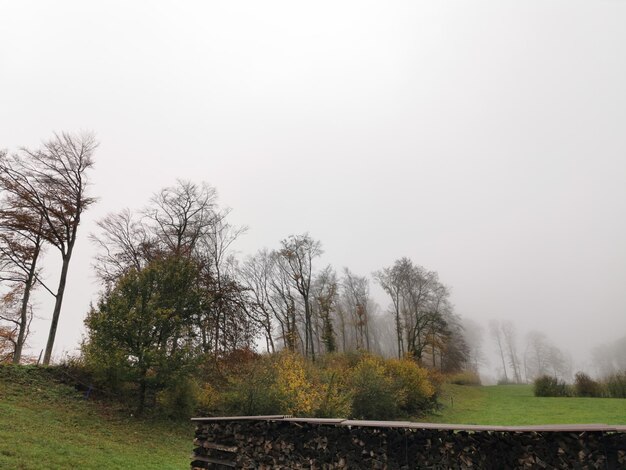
[1,1,625,371]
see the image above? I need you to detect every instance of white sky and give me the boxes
[1,1,625,370]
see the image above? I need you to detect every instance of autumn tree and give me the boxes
[0,166,48,363]
[376,258,459,366]
[91,180,253,358]
[0,132,97,365]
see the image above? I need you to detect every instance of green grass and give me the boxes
[428,384,626,425]
[0,365,192,470]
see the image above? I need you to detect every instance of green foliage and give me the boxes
[157,376,201,419]
[447,371,481,386]
[574,372,603,398]
[533,375,571,397]
[221,354,278,415]
[605,372,626,398]
[82,255,203,415]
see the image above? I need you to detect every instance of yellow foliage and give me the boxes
[385,358,435,415]
[272,351,321,416]
[196,383,220,414]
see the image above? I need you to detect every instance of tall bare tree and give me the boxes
[0,132,97,364]
[341,268,371,352]
[375,258,411,358]
[277,234,322,360]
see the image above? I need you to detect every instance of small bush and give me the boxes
[606,372,626,398]
[157,377,200,418]
[448,371,481,386]
[222,357,279,415]
[272,351,320,416]
[314,370,352,418]
[385,358,435,416]
[534,375,570,397]
[349,356,398,420]
[574,372,602,398]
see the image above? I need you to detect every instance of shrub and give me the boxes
[448,371,481,386]
[606,372,626,398]
[385,358,435,416]
[574,372,602,398]
[314,370,352,418]
[272,351,320,416]
[222,357,279,415]
[350,355,398,420]
[534,375,570,397]
[157,377,200,418]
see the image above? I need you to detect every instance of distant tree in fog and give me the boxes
[461,317,485,373]
[376,257,465,368]
[592,336,626,378]
[341,268,371,352]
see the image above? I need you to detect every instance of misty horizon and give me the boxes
[1,1,625,380]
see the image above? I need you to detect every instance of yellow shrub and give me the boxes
[350,355,398,419]
[196,383,221,414]
[385,358,435,416]
[272,351,320,416]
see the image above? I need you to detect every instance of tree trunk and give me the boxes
[13,242,41,364]
[43,242,74,365]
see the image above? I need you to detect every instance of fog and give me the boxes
[1,1,625,376]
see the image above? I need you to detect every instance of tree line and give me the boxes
[1,132,475,413]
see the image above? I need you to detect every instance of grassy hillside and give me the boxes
[429,384,626,425]
[3,367,626,469]
[0,366,192,470]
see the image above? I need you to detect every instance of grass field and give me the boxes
[0,366,192,470]
[428,383,626,425]
[3,367,626,469]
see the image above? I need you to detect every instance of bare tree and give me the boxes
[0,160,51,363]
[341,268,370,351]
[239,250,277,353]
[90,209,153,284]
[312,265,338,353]
[0,132,97,364]
[375,258,410,358]
[489,320,509,383]
[461,317,486,373]
[490,320,522,383]
[277,234,322,360]
[146,180,217,256]
[501,320,522,383]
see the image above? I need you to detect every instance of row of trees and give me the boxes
[82,179,471,411]
[489,320,571,384]
[0,133,96,365]
[0,132,473,415]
